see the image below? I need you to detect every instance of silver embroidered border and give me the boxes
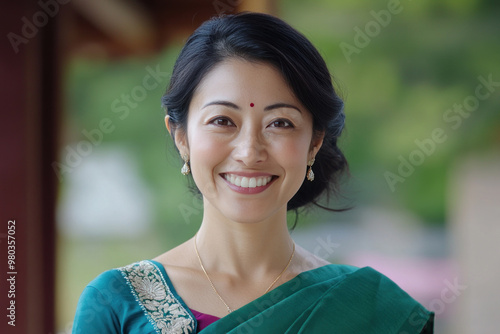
[119,260,196,334]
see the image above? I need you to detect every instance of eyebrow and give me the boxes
[264,103,301,113]
[202,100,240,110]
[202,101,301,113]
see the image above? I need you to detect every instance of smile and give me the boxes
[223,174,273,188]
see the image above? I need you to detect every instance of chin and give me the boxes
[220,204,285,225]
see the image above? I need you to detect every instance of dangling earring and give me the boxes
[181,155,190,175]
[307,158,315,181]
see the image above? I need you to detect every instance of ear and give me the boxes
[309,131,324,159]
[164,115,172,135]
[165,115,189,157]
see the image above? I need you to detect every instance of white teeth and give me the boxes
[249,178,256,188]
[224,174,273,188]
[241,177,249,187]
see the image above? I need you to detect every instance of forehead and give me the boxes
[191,58,301,107]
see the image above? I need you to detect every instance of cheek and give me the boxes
[187,130,228,182]
[272,135,311,172]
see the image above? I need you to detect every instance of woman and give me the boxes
[73,12,434,333]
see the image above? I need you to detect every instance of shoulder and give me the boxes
[80,262,157,298]
[72,267,129,333]
[290,244,332,274]
[73,262,156,322]
[74,260,197,334]
[85,266,127,293]
[153,238,197,268]
[327,265,421,304]
[342,266,419,298]
[286,264,433,333]
[323,265,434,333]
[74,263,141,313]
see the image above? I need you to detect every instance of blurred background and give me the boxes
[1,0,499,333]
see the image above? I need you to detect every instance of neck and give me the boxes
[195,203,294,279]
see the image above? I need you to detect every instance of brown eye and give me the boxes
[269,119,294,128]
[211,117,234,126]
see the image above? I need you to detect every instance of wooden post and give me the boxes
[0,1,60,333]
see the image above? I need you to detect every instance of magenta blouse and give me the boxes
[190,309,220,331]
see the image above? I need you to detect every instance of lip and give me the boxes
[220,172,277,194]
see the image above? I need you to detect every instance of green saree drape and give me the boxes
[73,260,433,333]
[201,264,433,333]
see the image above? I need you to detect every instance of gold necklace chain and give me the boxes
[193,233,295,313]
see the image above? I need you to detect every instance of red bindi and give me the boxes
[250,103,254,107]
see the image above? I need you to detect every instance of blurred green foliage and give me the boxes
[64,0,500,228]
[282,0,500,222]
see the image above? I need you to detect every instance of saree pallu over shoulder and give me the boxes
[119,261,196,333]
[201,265,434,334]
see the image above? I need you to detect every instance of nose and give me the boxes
[232,128,267,166]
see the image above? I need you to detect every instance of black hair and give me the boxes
[162,12,349,215]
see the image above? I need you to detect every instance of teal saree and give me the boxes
[73,260,433,333]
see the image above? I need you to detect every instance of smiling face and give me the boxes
[171,58,323,224]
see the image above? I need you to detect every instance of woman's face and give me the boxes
[174,58,322,224]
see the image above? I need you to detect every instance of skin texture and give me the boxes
[155,58,328,318]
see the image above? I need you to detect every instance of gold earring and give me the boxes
[181,155,190,175]
[307,158,315,181]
